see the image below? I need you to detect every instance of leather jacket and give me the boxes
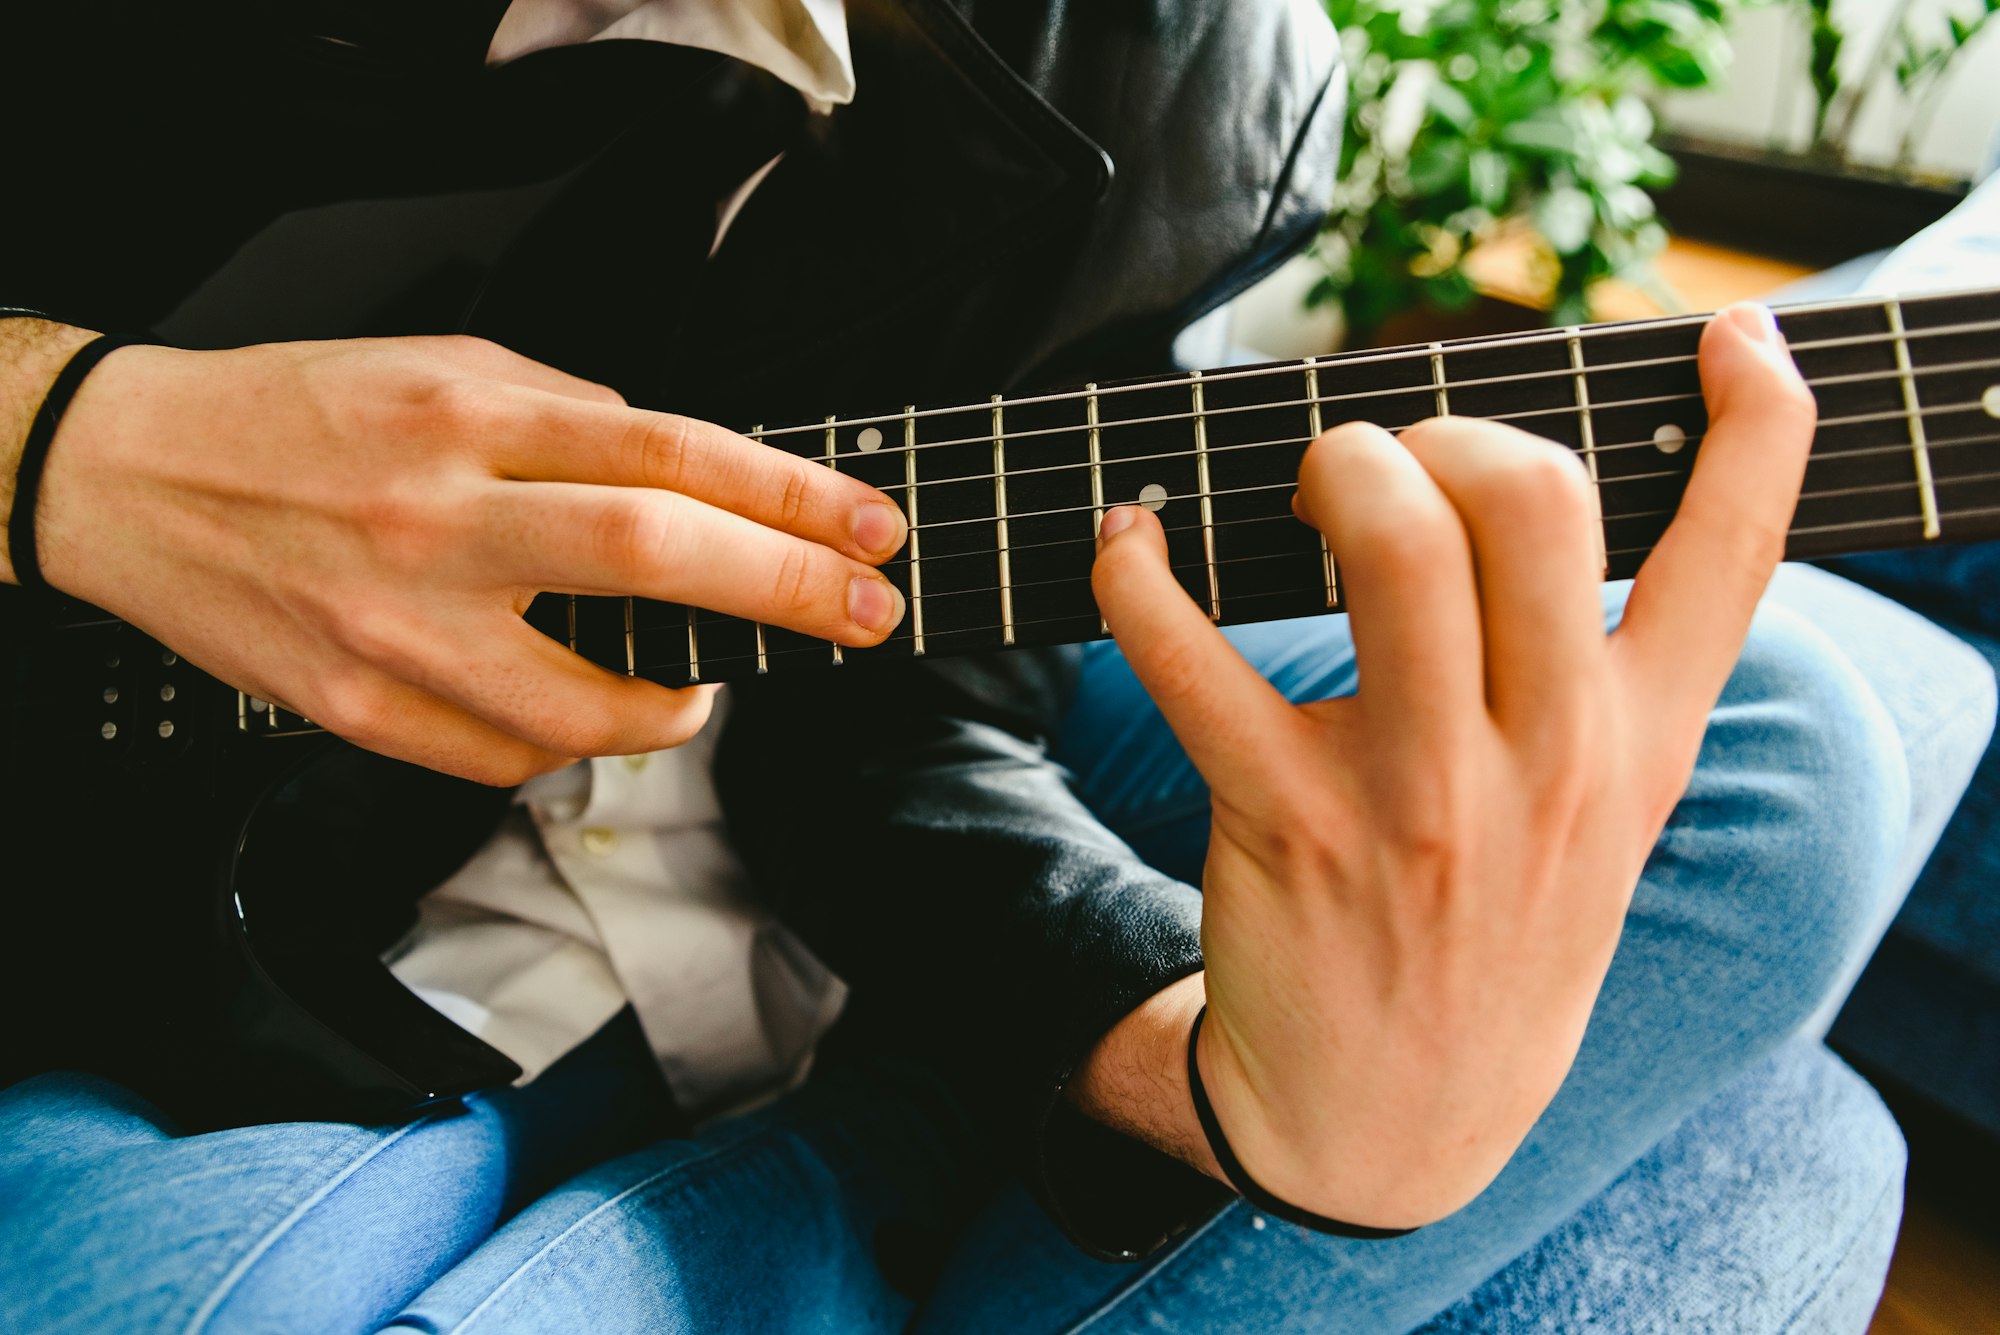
[4,0,1343,1261]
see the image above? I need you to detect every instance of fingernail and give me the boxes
[1726,304,1780,344]
[1097,506,1138,547]
[848,575,904,633]
[852,501,905,558]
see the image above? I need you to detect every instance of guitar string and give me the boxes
[669,410,1992,625]
[662,424,2000,644]
[682,441,2000,616]
[744,302,2000,443]
[864,425,2000,578]
[768,329,2000,463]
[759,358,1997,527]
[885,386,1997,541]
[647,474,2000,679]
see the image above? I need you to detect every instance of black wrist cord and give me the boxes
[1186,1005,1418,1239]
[8,333,146,592]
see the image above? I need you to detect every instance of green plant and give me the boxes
[1312,0,1751,338]
[1808,0,1998,170]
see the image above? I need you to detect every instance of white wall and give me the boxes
[1657,0,2000,182]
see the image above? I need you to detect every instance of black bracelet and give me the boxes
[9,334,146,592]
[1186,1005,1416,1239]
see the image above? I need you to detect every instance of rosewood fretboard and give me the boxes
[524,287,2000,689]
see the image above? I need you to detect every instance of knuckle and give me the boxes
[1478,446,1592,529]
[309,669,394,744]
[1397,415,1454,453]
[356,484,452,570]
[593,495,677,576]
[777,465,813,531]
[412,375,495,436]
[329,605,421,678]
[1347,504,1451,574]
[630,415,694,493]
[770,543,822,621]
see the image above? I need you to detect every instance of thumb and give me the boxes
[1092,505,1296,796]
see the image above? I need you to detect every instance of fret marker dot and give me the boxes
[1138,483,1168,512]
[856,427,884,452]
[1653,423,1687,455]
[1983,385,2000,419]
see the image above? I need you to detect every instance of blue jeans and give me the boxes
[1,568,1981,1334]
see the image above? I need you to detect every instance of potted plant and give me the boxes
[1308,0,1754,342]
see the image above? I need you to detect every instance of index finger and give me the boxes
[1613,304,1817,731]
[486,388,909,564]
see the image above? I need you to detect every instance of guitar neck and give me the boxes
[532,287,2000,688]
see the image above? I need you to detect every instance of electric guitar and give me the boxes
[7,286,1998,1129]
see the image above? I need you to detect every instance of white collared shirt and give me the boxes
[386,1,856,1126]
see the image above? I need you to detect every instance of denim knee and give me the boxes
[1659,598,1912,1046]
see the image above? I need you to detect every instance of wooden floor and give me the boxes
[1867,1079,2000,1335]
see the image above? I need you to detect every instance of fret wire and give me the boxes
[744,299,2000,443]
[889,393,1999,541]
[825,416,843,666]
[1429,342,1450,417]
[824,419,1984,587]
[751,424,768,673]
[768,459,2000,611]
[1887,299,1943,540]
[667,483,2000,676]
[1304,358,1336,606]
[688,417,1999,622]
[566,594,578,652]
[237,690,248,733]
[1191,370,1221,619]
[681,441,2000,639]
[904,406,925,657]
[1568,328,1609,573]
[623,597,636,676]
[993,395,1014,646]
[1088,383,1108,633]
[686,604,701,683]
[792,357,1999,500]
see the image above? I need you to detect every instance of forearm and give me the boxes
[1066,972,1218,1178]
[0,315,98,586]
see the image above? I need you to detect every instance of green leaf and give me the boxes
[1535,185,1597,253]
[1406,139,1471,196]
[1429,79,1478,130]
[1469,148,1511,208]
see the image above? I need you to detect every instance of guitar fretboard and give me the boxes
[527,288,2000,688]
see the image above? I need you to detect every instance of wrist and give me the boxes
[2,317,102,585]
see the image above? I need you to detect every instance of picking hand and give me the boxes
[27,334,908,784]
[1084,305,1816,1227]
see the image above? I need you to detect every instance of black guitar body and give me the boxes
[1,599,521,1127]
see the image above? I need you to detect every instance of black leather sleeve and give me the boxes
[716,649,1232,1261]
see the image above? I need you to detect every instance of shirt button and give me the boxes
[580,826,618,857]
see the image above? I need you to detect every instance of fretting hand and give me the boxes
[1074,304,1817,1228]
[8,329,908,784]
